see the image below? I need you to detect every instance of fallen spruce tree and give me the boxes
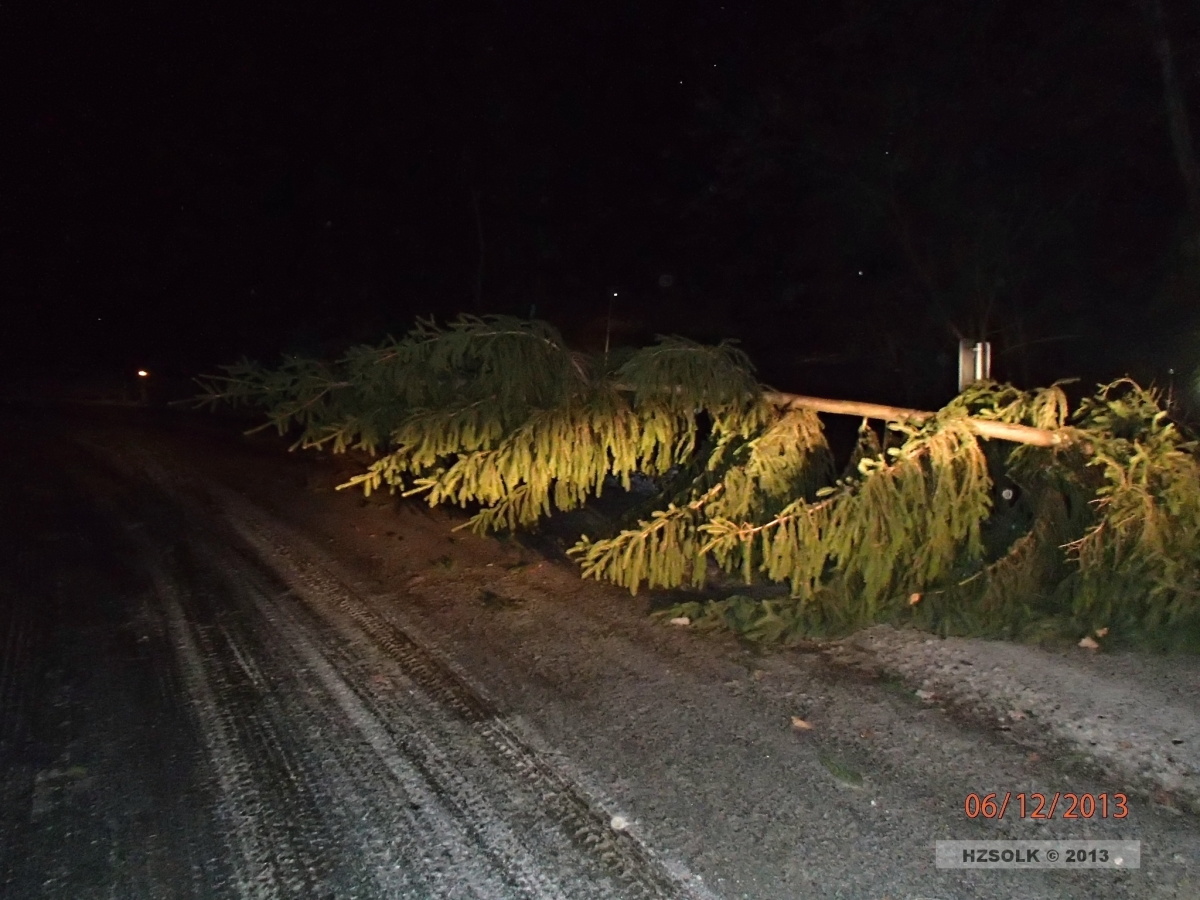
[197,315,1200,651]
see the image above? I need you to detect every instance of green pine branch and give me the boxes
[197,319,1200,650]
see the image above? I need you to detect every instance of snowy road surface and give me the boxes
[0,412,695,899]
[1,405,1196,899]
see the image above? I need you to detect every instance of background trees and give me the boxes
[10,1,1200,413]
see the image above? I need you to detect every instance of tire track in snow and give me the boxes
[82,436,710,899]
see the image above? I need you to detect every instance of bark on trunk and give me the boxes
[762,391,1066,447]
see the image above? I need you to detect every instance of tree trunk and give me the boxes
[1139,0,1200,229]
[761,391,1066,447]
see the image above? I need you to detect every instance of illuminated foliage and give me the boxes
[199,317,1200,650]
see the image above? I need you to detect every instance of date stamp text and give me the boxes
[963,791,1129,821]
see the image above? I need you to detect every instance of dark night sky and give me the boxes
[7,1,1200,407]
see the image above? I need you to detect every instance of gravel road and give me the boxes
[1,410,695,899]
[1,404,1197,899]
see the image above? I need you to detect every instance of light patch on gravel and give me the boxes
[826,626,1200,813]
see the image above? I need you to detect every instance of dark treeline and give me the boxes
[9,1,1200,410]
